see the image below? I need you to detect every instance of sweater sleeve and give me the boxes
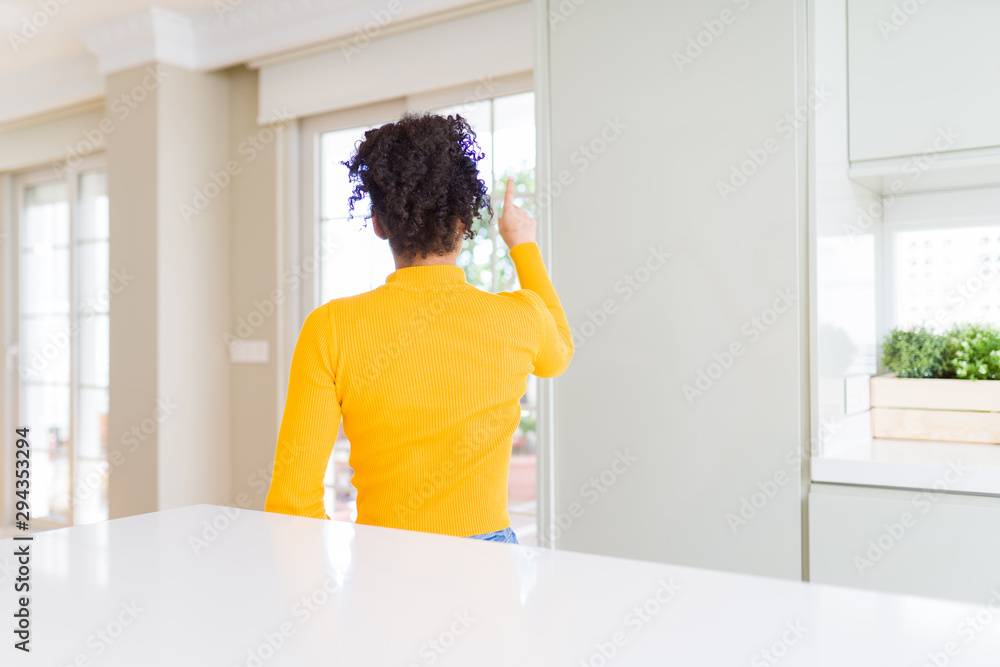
[509,242,574,378]
[265,304,341,519]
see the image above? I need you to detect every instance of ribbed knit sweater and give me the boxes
[264,242,573,537]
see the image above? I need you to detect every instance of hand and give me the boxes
[498,176,536,248]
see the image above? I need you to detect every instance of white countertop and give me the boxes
[4,504,1000,666]
[812,412,1000,495]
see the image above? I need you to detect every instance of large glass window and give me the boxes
[15,168,109,527]
[436,92,539,543]
[307,91,540,543]
[888,224,1000,330]
[318,126,396,301]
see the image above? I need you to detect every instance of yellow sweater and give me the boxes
[264,242,573,537]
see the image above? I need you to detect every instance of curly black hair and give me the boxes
[342,112,493,260]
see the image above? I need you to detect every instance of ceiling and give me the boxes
[0,0,510,126]
[0,0,210,77]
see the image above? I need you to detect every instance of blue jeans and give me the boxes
[467,527,519,544]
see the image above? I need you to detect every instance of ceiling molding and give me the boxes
[0,0,516,126]
[245,0,526,69]
[78,0,500,76]
[0,56,105,127]
[78,7,199,75]
[257,1,533,123]
[0,99,105,135]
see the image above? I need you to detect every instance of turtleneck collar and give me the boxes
[384,264,467,289]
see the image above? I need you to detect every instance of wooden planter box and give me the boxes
[870,374,1000,445]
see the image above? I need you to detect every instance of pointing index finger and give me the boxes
[503,176,514,215]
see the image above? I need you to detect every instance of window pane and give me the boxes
[493,92,535,191]
[494,238,517,292]
[79,315,110,388]
[319,219,394,301]
[78,172,109,241]
[436,94,538,542]
[892,225,1000,329]
[76,170,112,525]
[436,99,492,157]
[21,246,70,316]
[31,449,71,522]
[435,99,493,196]
[18,170,111,527]
[22,384,70,452]
[318,127,394,521]
[23,384,71,521]
[20,316,71,384]
[22,182,69,248]
[496,94,538,542]
[77,240,109,313]
[78,387,109,460]
[74,458,109,525]
[320,127,369,221]
[457,233,494,291]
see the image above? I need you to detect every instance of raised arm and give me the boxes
[500,177,574,377]
[265,305,342,519]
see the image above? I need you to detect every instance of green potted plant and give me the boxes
[871,323,1000,444]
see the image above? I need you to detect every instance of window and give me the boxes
[300,82,540,543]
[887,223,1000,331]
[12,163,110,528]
[434,92,539,543]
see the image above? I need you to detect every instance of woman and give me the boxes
[264,113,573,544]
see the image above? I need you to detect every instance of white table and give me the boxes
[3,505,1000,666]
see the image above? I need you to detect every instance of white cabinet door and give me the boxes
[848,0,1000,162]
[546,0,806,578]
[810,482,1000,604]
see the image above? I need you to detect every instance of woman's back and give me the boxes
[267,244,572,537]
[264,112,572,538]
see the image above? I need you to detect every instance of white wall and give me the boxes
[257,1,534,122]
[227,67,283,510]
[107,64,232,517]
[155,66,232,510]
[0,105,106,173]
[812,0,882,426]
[107,65,161,516]
[542,0,808,578]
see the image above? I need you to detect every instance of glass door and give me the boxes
[18,178,72,526]
[13,164,109,528]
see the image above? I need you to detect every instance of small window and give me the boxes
[888,223,1000,330]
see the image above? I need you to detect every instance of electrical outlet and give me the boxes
[230,340,269,364]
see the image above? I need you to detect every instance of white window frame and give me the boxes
[4,153,107,530]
